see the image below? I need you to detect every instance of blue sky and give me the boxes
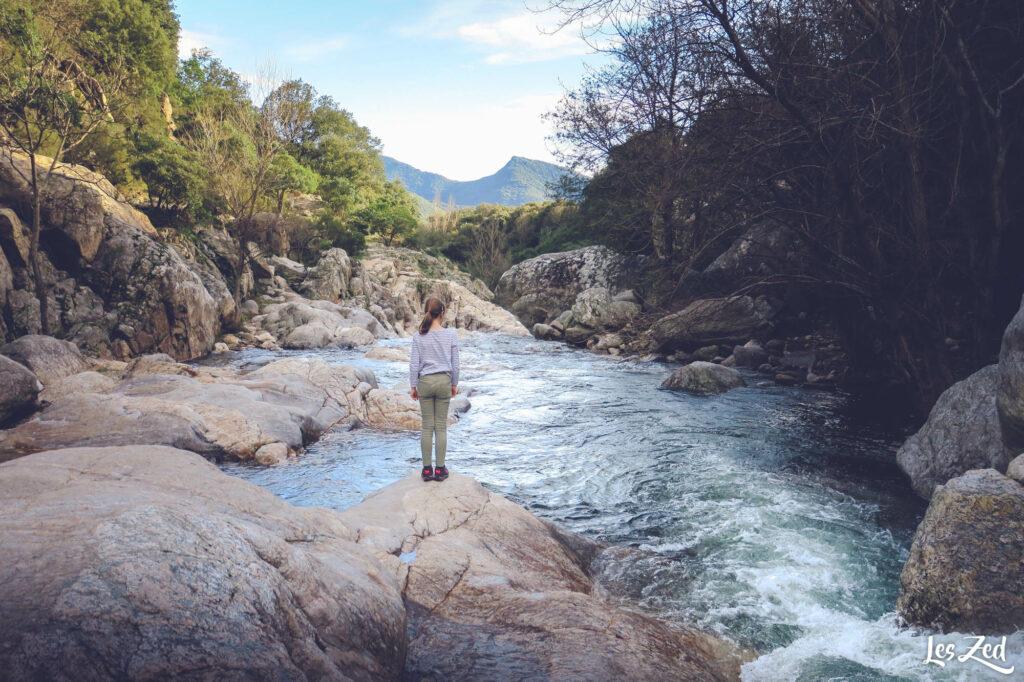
[174,0,606,180]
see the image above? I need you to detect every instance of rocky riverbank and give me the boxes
[0,445,746,680]
[496,244,850,391]
[895,294,1024,632]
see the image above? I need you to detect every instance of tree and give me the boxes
[297,97,385,215]
[0,1,128,332]
[548,0,1024,408]
[350,180,419,246]
[267,151,317,215]
[182,64,290,325]
[131,130,206,217]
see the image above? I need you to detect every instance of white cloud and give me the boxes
[284,36,349,63]
[368,92,563,181]
[177,29,227,59]
[456,12,591,64]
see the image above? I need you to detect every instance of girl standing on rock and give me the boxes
[410,297,459,482]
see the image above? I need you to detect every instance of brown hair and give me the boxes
[418,297,445,334]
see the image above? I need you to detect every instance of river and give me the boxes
[214,331,1024,681]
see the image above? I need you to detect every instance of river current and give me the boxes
[215,332,1024,681]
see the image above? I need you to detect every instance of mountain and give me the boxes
[383,156,575,208]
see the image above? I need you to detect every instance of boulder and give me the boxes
[260,296,390,350]
[570,286,641,331]
[496,246,643,325]
[89,220,219,360]
[897,469,1024,633]
[564,325,595,346]
[732,341,769,369]
[0,446,406,680]
[341,245,523,337]
[703,221,804,280]
[589,332,624,351]
[340,472,744,681]
[511,291,564,326]
[241,299,259,315]
[998,295,1024,451]
[651,296,773,351]
[269,255,308,282]
[1008,454,1024,484]
[254,441,289,465]
[896,365,1012,499]
[364,346,410,363]
[363,389,460,430]
[0,358,376,463]
[0,335,88,385]
[0,207,31,268]
[694,345,720,361]
[0,355,39,425]
[300,248,351,303]
[0,151,157,264]
[122,352,196,379]
[661,361,746,394]
[39,371,115,403]
[331,327,376,348]
[531,323,561,341]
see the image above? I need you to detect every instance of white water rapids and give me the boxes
[213,332,1024,680]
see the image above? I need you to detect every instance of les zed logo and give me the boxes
[924,635,1015,675]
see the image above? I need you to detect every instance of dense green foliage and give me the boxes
[551,0,1024,406]
[1,0,422,265]
[411,200,584,288]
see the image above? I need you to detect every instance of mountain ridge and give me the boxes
[383,155,573,208]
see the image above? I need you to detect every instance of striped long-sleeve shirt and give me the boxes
[409,327,460,387]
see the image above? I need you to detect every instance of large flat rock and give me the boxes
[341,472,745,681]
[0,446,406,680]
[0,358,377,462]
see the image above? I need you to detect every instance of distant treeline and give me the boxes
[543,0,1024,407]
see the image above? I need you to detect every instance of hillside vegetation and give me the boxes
[384,155,574,207]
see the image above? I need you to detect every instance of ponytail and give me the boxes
[418,297,445,334]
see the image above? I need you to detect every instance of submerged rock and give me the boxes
[661,361,746,394]
[897,469,1024,633]
[340,472,745,681]
[0,446,406,680]
[896,365,1011,499]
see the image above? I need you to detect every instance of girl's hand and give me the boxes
[451,385,457,397]
[411,387,418,400]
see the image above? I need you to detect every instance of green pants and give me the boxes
[418,372,451,467]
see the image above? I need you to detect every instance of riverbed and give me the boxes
[214,331,1024,680]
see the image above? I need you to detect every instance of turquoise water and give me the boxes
[215,332,1024,681]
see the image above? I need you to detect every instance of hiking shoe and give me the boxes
[421,466,434,482]
[434,466,449,481]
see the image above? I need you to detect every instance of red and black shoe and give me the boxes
[434,466,449,481]
[421,466,434,482]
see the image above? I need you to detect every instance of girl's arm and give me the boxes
[450,332,460,394]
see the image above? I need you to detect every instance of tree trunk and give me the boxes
[28,153,49,336]
[233,233,246,327]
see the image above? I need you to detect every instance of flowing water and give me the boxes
[214,332,1024,681]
